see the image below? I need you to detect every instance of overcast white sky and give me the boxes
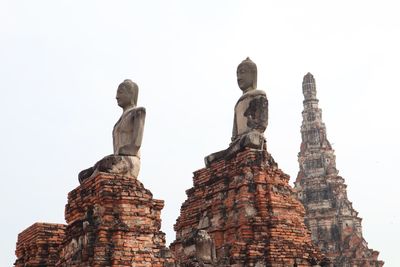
[1,1,399,266]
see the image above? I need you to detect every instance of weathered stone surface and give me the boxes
[79,79,145,183]
[14,223,66,267]
[205,58,268,167]
[172,147,328,266]
[294,73,384,267]
[58,172,175,266]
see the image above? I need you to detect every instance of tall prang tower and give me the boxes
[294,73,384,267]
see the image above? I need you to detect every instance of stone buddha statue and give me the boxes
[113,79,145,157]
[205,58,268,166]
[78,79,146,183]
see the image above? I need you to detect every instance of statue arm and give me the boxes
[231,113,238,142]
[246,94,268,133]
[131,107,146,155]
[257,95,268,132]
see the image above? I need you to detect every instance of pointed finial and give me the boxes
[302,72,317,100]
[303,72,315,84]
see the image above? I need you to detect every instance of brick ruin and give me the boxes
[16,147,328,267]
[171,148,327,266]
[14,72,383,267]
[15,173,175,267]
[294,73,384,267]
[15,223,66,266]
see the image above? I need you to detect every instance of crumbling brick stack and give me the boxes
[15,173,175,267]
[15,222,66,267]
[57,173,175,266]
[171,148,328,267]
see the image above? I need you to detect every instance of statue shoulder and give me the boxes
[134,106,146,114]
[249,89,267,97]
[125,107,146,121]
[237,89,267,104]
[126,106,146,115]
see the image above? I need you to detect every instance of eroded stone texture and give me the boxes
[15,223,66,267]
[171,147,328,267]
[57,172,175,266]
[294,73,384,267]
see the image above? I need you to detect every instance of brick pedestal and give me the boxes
[171,148,327,267]
[15,173,175,267]
[57,173,175,266]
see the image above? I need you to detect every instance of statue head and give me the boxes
[116,79,139,109]
[237,57,257,92]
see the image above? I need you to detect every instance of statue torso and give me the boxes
[232,89,268,141]
[113,106,145,156]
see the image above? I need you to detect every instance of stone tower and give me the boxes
[294,73,384,267]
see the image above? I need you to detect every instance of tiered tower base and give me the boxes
[171,148,328,267]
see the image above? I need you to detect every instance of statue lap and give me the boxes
[78,155,140,183]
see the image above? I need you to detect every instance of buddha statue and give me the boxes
[78,79,146,183]
[113,79,145,157]
[205,58,268,166]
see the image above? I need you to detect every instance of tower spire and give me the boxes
[298,73,332,157]
[302,72,317,101]
[294,73,384,266]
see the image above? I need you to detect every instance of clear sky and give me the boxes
[1,1,399,266]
